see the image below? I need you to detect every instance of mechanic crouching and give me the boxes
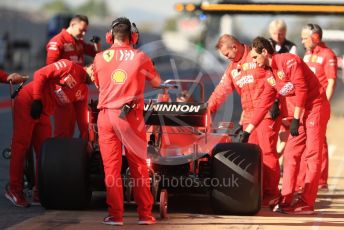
[208,34,282,207]
[5,59,90,207]
[92,17,161,226]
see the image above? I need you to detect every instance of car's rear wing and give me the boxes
[144,102,209,127]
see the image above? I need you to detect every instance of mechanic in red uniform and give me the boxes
[0,70,28,84]
[297,24,337,192]
[92,17,161,226]
[46,14,100,138]
[242,37,330,214]
[5,59,89,207]
[208,34,282,206]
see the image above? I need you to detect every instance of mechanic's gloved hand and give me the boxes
[30,100,43,120]
[290,118,300,136]
[7,73,29,84]
[233,124,243,135]
[239,131,250,143]
[269,99,280,120]
[90,36,101,44]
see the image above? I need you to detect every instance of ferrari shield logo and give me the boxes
[311,55,317,63]
[112,69,127,84]
[277,71,285,80]
[103,50,114,62]
[267,76,276,86]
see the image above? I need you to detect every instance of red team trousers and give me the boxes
[282,99,330,207]
[97,108,153,218]
[9,88,52,192]
[296,136,329,191]
[244,118,281,198]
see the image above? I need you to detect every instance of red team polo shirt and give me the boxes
[208,44,271,124]
[46,29,96,65]
[251,53,324,126]
[93,44,157,110]
[303,42,337,89]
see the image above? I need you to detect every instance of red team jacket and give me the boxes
[251,53,325,126]
[93,44,157,110]
[29,59,89,138]
[46,29,96,65]
[208,45,272,124]
[303,42,337,89]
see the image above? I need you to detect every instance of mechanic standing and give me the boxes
[242,37,330,214]
[5,59,90,207]
[46,14,101,138]
[208,34,282,207]
[92,17,161,225]
[297,24,337,192]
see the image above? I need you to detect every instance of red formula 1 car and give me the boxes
[38,79,262,217]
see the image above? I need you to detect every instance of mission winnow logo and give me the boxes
[144,102,207,114]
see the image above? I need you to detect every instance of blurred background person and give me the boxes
[268,19,297,55]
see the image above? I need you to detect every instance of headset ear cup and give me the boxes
[105,31,113,45]
[130,23,139,45]
[311,33,320,44]
[131,32,139,45]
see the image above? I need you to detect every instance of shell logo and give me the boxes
[111,69,127,84]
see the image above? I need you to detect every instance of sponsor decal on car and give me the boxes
[144,103,202,113]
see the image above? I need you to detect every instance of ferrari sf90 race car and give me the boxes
[38,79,262,218]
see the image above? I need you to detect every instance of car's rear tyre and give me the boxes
[39,138,91,209]
[211,143,261,215]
